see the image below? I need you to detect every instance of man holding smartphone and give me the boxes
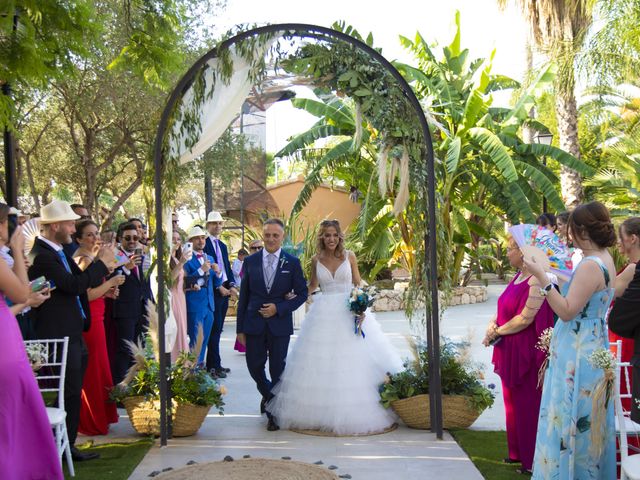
[111,222,153,384]
[204,211,238,378]
[184,226,222,365]
[29,199,116,461]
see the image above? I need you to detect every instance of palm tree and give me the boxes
[498,0,594,208]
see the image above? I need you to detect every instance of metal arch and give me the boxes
[152,23,442,445]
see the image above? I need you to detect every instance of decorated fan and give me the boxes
[508,224,574,281]
[114,250,130,267]
[22,218,40,257]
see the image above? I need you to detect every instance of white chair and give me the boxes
[25,337,74,476]
[612,340,640,465]
[615,358,640,479]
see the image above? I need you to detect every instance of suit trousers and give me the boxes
[245,331,290,407]
[205,292,229,370]
[187,308,214,365]
[113,315,143,385]
[64,336,88,445]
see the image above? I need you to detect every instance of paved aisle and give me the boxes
[124,296,504,479]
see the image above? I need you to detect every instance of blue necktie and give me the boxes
[57,250,87,320]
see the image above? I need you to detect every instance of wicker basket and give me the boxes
[122,396,211,437]
[391,394,483,429]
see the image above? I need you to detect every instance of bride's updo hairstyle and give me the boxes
[317,219,346,259]
[568,201,616,249]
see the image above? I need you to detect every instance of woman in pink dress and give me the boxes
[73,220,125,435]
[483,237,554,474]
[170,231,189,361]
[0,204,63,479]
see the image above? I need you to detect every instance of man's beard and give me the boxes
[55,231,71,245]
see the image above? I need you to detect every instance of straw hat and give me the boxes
[187,226,208,239]
[39,200,81,224]
[206,211,224,223]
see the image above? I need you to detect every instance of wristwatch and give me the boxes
[539,283,554,296]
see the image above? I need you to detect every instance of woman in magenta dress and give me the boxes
[73,220,125,435]
[0,204,63,479]
[170,231,189,361]
[483,237,554,474]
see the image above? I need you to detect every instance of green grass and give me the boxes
[63,439,154,480]
[450,430,526,479]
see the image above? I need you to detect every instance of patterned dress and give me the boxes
[532,256,616,479]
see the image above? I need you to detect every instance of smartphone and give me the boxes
[30,276,47,292]
[45,280,56,292]
[134,247,143,257]
[489,336,503,347]
[100,231,115,244]
[182,242,193,252]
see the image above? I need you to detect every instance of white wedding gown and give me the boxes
[267,255,404,434]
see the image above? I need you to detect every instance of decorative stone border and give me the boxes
[371,284,488,312]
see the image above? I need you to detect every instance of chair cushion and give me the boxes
[622,454,640,480]
[46,407,66,426]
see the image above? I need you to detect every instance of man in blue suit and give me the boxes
[184,226,222,365]
[203,211,238,378]
[236,218,308,431]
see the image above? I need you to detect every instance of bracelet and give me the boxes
[539,283,554,296]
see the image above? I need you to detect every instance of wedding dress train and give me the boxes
[267,255,403,434]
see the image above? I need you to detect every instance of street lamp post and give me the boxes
[533,131,553,214]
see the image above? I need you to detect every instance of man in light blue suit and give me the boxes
[236,218,308,431]
[184,226,222,365]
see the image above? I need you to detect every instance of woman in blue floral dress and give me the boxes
[525,202,617,479]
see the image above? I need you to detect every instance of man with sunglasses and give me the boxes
[111,222,153,384]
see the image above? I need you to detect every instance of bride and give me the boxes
[267,219,403,434]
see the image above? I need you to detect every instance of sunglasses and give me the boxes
[321,219,339,226]
[123,235,139,241]
[250,246,263,250]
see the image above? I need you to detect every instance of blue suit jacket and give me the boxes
[204,237,236,287]
[184,253,223,314]
[236,250,308,336]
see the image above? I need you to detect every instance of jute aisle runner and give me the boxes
[157,458,339,480]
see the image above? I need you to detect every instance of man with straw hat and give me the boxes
[184,225,222,366]
[29,199,116,461]
[203,211,238,378]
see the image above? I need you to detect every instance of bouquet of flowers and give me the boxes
[535,327,554,388]
[348,286,376,338]
[588,347,617,457]
[25,342,47,373]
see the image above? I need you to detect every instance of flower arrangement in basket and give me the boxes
[378,337,495,429]
[110,305,225,436]
[25,342,47,373]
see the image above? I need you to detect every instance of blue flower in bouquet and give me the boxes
[348,286,377,338]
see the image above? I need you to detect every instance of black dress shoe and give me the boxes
[71,446,100,461]
[220,366,231,373]
[260,397,267,414]
[267,417,280,431]
[214,368,227,378]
